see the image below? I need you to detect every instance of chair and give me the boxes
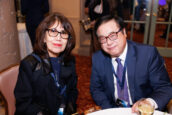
[0,92,7,115]
[167,99,172,114]
[0,65,19,115]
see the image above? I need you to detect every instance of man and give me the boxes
[90,14,172,113]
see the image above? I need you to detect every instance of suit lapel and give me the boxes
[126,41,136,103]
[103,56,115,100]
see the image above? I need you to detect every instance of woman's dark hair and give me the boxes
[94,14,125,39]
[34,12,75,60]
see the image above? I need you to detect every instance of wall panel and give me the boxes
[0,0,20,71]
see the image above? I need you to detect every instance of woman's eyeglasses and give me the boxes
[46,28,69,39]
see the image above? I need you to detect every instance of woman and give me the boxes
[14,12,78,115]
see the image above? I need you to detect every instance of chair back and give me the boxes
[167,99,172,114]
[0,65,19,115]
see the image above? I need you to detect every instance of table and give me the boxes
[87,108,171,115]
[17,23,33,60]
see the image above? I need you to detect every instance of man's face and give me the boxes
[97,19,127,57]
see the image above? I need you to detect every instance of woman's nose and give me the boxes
[55,34,61,40]
[106,37,113,45]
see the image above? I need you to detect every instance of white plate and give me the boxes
[87,108,171,115]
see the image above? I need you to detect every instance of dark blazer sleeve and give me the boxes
[146,47,172,110]
[126,41,172,110]
[90,53,114,109]
[14,60,41,115]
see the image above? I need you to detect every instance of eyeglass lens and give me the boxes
[99,28,122,43]
[47,29,69,39]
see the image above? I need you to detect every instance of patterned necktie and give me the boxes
[115,58,130,106]
[116,58,123,82]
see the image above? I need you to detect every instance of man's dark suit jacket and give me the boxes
[90,40,172,110]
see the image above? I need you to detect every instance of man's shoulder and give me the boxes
[92,50,110,64]
[128,40,156,51]
[93,50,107,58]
[93,50,102,56]
[127,40,159,59]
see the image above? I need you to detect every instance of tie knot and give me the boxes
[115,58,121,64]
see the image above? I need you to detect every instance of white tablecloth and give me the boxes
[87,108,171,115]
[17,23,33,60]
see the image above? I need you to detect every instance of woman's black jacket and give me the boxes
[14,53,78,115]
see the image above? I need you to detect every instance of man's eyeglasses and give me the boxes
[46,28,69,39]
[98,28,122,44]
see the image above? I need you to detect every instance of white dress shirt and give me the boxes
[112,43,133,105]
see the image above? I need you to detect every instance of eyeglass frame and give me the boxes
[46,28,69,39]
[98,28,123,44]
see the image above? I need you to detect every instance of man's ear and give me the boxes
[122,28,127,37]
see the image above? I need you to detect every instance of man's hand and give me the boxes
[132,98,155,114]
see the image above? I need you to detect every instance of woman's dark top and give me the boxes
[50,57,61,86]
[14,53,78,115]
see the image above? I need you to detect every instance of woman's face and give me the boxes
[44,21,68,57]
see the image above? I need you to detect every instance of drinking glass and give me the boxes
[138,101,155,115]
